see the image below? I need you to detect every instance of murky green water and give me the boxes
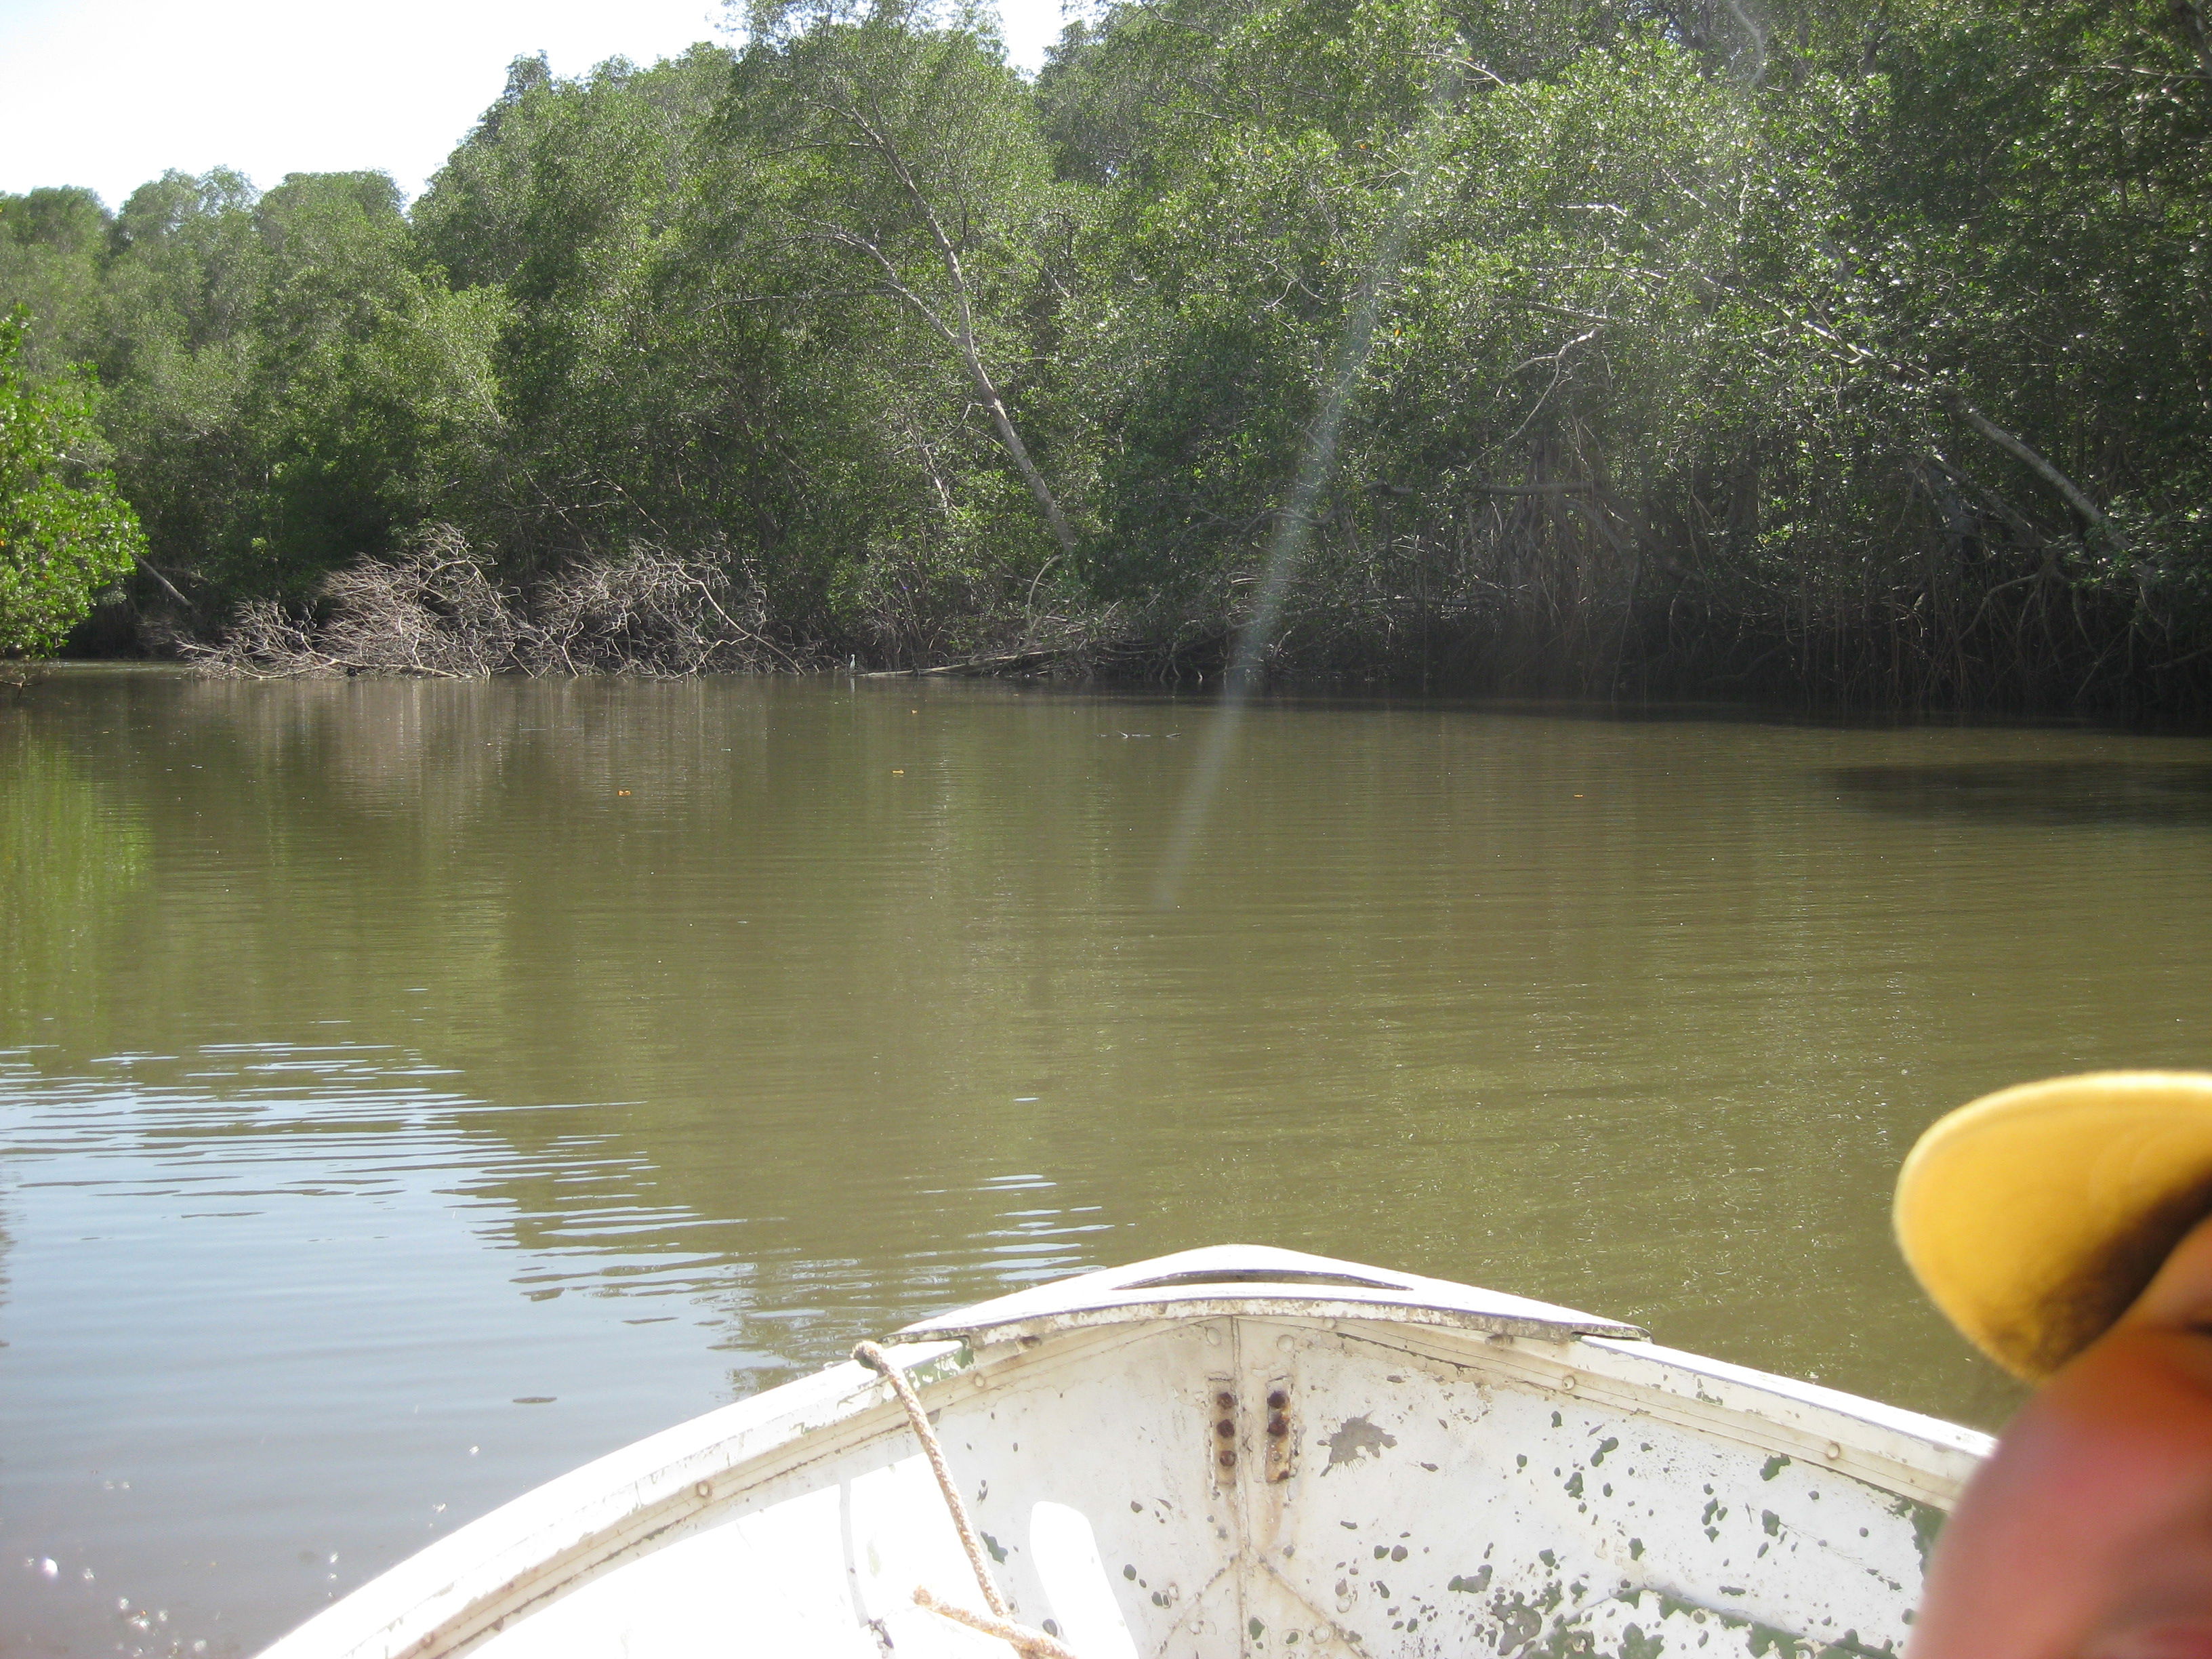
[5,669,2209,1654]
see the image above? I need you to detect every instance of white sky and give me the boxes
[0,0,1073,211]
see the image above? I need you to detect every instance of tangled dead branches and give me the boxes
[528,545,805,674]
[186,528,806,678]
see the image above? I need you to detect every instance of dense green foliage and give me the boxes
[0,310,146,655]
[3,0,2207,706]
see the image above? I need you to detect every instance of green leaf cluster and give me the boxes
[0,308,145,656]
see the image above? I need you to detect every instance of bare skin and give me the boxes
[1911,1212,2212,1659]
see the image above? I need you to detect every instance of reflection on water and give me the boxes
[3,672,2210,1655]
[1832,760,2212,825]
[1,731,150,1018]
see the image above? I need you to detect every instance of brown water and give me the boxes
[4,669,2209,1656]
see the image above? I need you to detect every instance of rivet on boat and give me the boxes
[1216,1420,1235,1438]
[1217,1450,1236,1468]
[1267,1390,1290,1410]
[1216,1391,1234,1410]
[1559,1374,1576,1391]
[693,1481,712,1500]
[1824,1442,1843,1461]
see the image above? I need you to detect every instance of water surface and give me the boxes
[5,672,2208,1655]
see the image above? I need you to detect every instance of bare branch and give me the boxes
[794,73,1080,557]
[1944,396,2122,546]
[2174,0,2212,81]
[1689,270,2130,551]
[133,554,194,612]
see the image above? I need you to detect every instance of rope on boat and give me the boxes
[914,1587,1080,1658]
[852,1340,1082,1659]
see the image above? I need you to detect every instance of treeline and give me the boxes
[3,0,2208,710]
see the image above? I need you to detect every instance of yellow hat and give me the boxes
[1895,1071,2212,1380]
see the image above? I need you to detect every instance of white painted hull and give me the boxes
[260,1247,1990,1659]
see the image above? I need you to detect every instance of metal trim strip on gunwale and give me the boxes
[895,1244,1649,1346]
[907,1293,1647,1347]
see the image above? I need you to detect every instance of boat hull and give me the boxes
[260,1248,1989,1659]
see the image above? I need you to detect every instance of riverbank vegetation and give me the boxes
[2,0,2207,711]
[0,312,146,657]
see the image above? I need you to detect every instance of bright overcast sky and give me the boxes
[0,0,1072,211]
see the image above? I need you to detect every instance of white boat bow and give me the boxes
[260,1246,1991,1659]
